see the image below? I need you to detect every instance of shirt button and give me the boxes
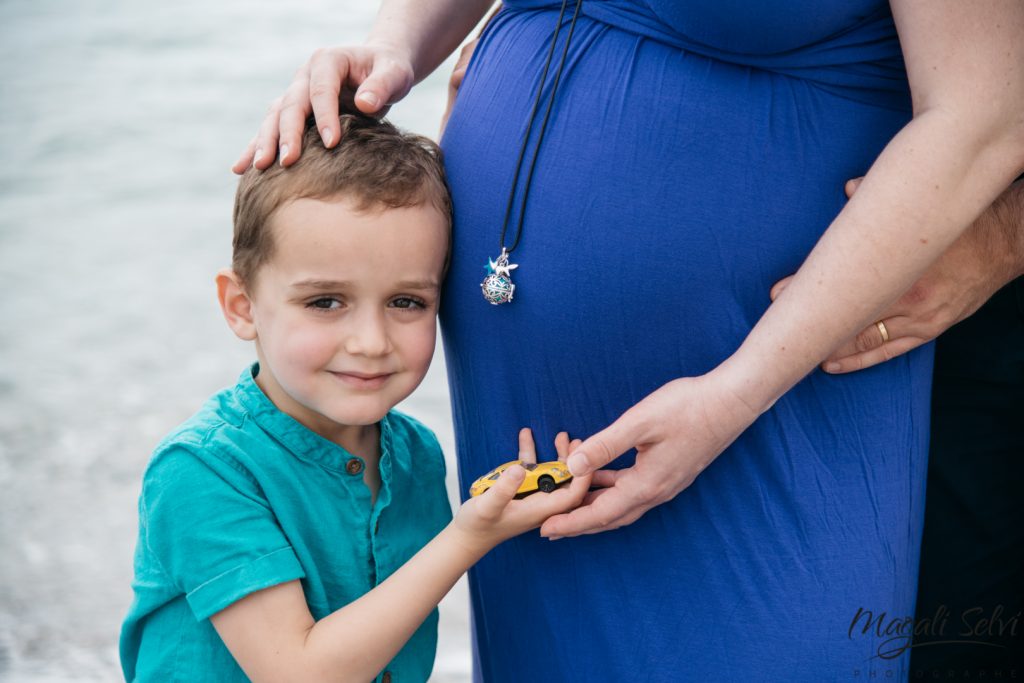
[382,672,392,683]
[345,458,364,475]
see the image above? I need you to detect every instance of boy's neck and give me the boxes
[251,364,383,459]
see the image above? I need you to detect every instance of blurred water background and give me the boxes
[0,1,472,680]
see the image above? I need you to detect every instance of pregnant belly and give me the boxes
[441,10,910,372]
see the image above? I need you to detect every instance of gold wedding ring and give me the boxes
[875,320,890,343]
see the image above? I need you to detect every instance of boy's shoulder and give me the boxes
[142,372,271,488]
[382,408,446,475]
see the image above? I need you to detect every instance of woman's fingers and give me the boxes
[353,54,414,116]
[823,335,926,374]
[276,74,316,167]
[232,137,258,174]
[590,469,622,488]
[308,49,350,149]
[518,427,537,464]
[825,316,906,361]
[248,96,286,171]
[540,484,634,538]
[845,176,865,198]
[566,411,638,477]
[822,316,931,372]
[769,274,794,302]
[553,431,570,461]
[238,46,417,173]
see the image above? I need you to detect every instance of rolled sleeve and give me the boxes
[186,546,304,620]
[141,443,306,622]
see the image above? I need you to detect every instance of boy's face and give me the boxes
[226,196,448,443]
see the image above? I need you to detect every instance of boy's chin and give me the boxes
[320,403,392,427]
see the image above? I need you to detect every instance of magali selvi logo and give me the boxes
[848,605,1021,660]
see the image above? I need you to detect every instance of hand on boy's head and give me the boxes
[233,44,415,173]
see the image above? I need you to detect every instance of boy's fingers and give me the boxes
[518,427,537,464]
[477,465,526,517]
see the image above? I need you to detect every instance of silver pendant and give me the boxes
[480,248,519,305]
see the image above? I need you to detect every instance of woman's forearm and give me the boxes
[368,0,496,84]
[993,179,1024,280]
[720,110,1024,412]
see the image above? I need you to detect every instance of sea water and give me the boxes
[0,1,469,679]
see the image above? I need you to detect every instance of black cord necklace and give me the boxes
[480,0,585,305]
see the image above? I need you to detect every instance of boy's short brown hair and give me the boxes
[232,115,452,284]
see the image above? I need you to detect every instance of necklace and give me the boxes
[480,0,585,305]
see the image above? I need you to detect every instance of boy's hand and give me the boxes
[452,429,591,552]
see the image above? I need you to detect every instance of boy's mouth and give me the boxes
[328,370,394,389]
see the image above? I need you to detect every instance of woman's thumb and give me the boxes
[354,61,414,114]
[566,420,634,477]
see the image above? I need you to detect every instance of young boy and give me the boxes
[119,115,591,682]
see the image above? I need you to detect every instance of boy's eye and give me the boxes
[390,297,426,310]
[307,297,342,310]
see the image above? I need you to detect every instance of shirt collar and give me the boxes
[233,363,394,473]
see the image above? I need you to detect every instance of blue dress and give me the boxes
[440,1,932,679]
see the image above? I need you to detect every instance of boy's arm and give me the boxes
[210,524,484,682]
[211,434,590,682]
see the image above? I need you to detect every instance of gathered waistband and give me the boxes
[499,0,911,111]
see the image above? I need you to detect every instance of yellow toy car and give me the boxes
[469,460,573,497]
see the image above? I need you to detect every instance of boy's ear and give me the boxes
[216,268,257,341]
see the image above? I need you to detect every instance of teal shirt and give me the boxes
[120,364,452,682]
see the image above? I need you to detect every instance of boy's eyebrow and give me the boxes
[290,278,440,290]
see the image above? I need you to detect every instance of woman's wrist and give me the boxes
[709,351,790,419]
[366,0,493,84]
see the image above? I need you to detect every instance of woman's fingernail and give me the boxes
[825,362,841,372]
[278,144,289,166]
[547,536,563,541]
[567,452,589,476]
[359,91,380,108]
[253,148,264,167]
[322,128,333,146]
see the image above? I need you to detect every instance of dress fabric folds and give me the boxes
[440,1,930,679]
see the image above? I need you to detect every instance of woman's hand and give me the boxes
[232,43,415,173]
[540,373,761,539]
[771,178,1024,374]
[438,38,478,138]
[453,429,591,550]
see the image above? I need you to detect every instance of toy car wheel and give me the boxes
[537,475,556,493]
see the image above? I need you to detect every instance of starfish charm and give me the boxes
[489,257,519,278]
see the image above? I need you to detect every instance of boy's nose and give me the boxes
[343,310,392,357]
